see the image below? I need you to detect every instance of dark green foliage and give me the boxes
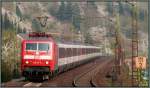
[123,4,132,16]
[16,5,22,18]
[65,2,73,21]
[139,10,145,21]
[84,32,93,44]
[57,1,66,21]
[48,4,58,17]
[72,16,80,30]
[2,29,21,82]
[119,2,124,15]
[13,61,21,78]
[56,2,73,21]
[87,0,97,9]
[2,13,12,29]
[72,4,81,30]
[31,19,42,32]
[55,2,81,30]
[125,28,132,39]
[2,12,23,33]
[106,3,113,16]
[106,2,132,16]
[1,60,13,82]
[23,28,26,33]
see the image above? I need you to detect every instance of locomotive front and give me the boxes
[21,33,57,79]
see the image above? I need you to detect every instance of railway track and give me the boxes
[91,59,114,87]
[73,58,113,87]
[2,56,113,87]
[73,63,97,87]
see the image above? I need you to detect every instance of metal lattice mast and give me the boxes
[131,3,139,87]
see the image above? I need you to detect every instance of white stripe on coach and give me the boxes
[58,43,101,49]
[58,52,102,66]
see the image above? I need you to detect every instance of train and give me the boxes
[20,32,102,80]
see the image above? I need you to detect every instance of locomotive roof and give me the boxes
[17,33,53,41]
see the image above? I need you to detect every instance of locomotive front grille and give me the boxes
[23,67,50,77]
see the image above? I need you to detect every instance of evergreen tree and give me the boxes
[3,13,11,29]
[106,3,113,16]
[32,19,42,32]
[57,1,66,21]
[48,3,58,17]
[56,2,81,30]
[23,28,26,33]
[139,10,145,21]
[65,2,73,21]
[16,5,22,20]
[119,2,124,15]
[84,32,93,44]
[87,0,97,9]
[72,4,81,30]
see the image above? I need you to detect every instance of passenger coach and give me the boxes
[19,32,102,80]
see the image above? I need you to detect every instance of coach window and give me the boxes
[26,43,37,50]
[38,43,49,51]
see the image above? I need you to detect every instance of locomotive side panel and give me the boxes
[53,43,59,71]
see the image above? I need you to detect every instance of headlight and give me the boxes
[45,61,49,64]
[25,61,29,64]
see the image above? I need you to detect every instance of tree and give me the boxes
[65,2,73,21]
[119,2,124,15]
[106,3,113,16]
[87,0,97,9]
[56,2,81,31]
[3,13,12,29]
[31,19,42,32]
[57,1,66,21]
[139,10,145,21]
[16,4,23,21]
[1,60,13,82]
[72,4,81,31]
[48,3,58,17]
[84,32,93,44]
[2,29,21,82]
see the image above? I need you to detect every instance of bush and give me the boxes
[2,29,21,82]
[1,60,13,82]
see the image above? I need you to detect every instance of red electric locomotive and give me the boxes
[21,32,58,80]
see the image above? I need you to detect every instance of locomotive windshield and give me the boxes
[38,43,49,51]
[26,43,37,50]
[25,43,49,51]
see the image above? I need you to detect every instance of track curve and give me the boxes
[73,58,113,87]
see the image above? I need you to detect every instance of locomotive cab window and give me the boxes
[26,43,37,50]
[38,43,49,51]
